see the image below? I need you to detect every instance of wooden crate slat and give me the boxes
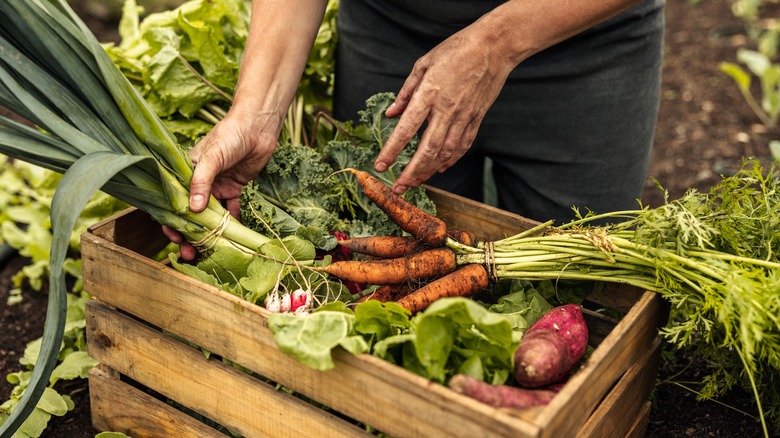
[86,301,373,438]
[89,366,225,438]
[625,402,653,438]
[534,291,664,437]
[83,197,662,437]
[82,232,541,437]
[424,185,540,240]
[577,338,661,437]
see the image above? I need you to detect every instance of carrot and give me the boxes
[447,228,477,247]
[356,282,417,303]
[317,248,457,285]
[338,235,422,259]
[396,263,489,313]
[346,168,447,246]
[448,374,556,409]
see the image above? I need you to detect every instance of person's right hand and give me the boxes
[162,109,283,260]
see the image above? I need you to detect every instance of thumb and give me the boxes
[189,160,219,212]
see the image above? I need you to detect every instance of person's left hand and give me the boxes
[374,21,518,194]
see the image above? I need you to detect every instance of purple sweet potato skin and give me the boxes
[514,304,589,388]
[449,374,557,409]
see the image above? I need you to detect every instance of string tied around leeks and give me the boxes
[190,210,233,252]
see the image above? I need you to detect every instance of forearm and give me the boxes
[231,0,328,117]
[476,0,642,66]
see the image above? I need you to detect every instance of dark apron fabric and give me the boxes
[333,0,666,224]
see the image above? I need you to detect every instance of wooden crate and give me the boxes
[82,187,665,438]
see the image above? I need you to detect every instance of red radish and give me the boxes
[315,230,352,262]
[330,230,352,261]
[449,374,556,409]
[514,304,588,388]
[290,288,312,313]
[344,280,366,295]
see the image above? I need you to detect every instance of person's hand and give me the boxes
[162,109,283,260]
[374,22,517,194]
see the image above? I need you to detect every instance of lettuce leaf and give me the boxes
[267,288,551,384]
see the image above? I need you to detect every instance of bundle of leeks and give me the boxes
[0,1,272,434]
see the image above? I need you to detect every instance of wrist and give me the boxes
[477,0,640,67]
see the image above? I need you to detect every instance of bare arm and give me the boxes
[375,0,642,194]
[187,0,328,213]
[167,0,327,260]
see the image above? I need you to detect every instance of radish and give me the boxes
[290,288,313,313]
[280,292,292,313]
[264,293,282,313]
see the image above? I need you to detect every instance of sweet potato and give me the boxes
[448,374,557,409]
[513,304,588,388]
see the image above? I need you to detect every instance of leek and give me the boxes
[0,1,272,434]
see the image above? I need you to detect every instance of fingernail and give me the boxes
[375,161,388,172]
[191,194,205,211]
[394,185,408,194]
[385,102,396,114]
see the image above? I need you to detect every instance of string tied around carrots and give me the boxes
[582,228,619,263]
[483,241,498,283]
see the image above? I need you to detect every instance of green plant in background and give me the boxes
[0,158,127,304]
[719,0,780,160]
[0,157,128,436]
[106,0,338,144]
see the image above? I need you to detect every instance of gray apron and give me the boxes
[334,0,666,224]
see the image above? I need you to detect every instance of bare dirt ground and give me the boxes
[2,0,778,436]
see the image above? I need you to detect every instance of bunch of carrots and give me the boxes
[317,166,780,436]
[315,168,492,313]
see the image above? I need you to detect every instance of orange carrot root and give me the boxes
[396,263,489,313]
[347,168,447,246]
[338,235,422,259]
[318,248,457,285]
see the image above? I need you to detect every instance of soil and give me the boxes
[1,0,778,437]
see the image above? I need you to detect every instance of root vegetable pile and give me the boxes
[309,163,780,433]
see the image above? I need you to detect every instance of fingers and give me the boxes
[375,63,429,173]
[178,242,198,261]
[189,154,221,212]
[161,225,183,243]
[384,62,426,119]
[438,118,479,171]
[161,225,198,261]
[390,110,450,193]
[225,197,242,219]
[392,113,478,194]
